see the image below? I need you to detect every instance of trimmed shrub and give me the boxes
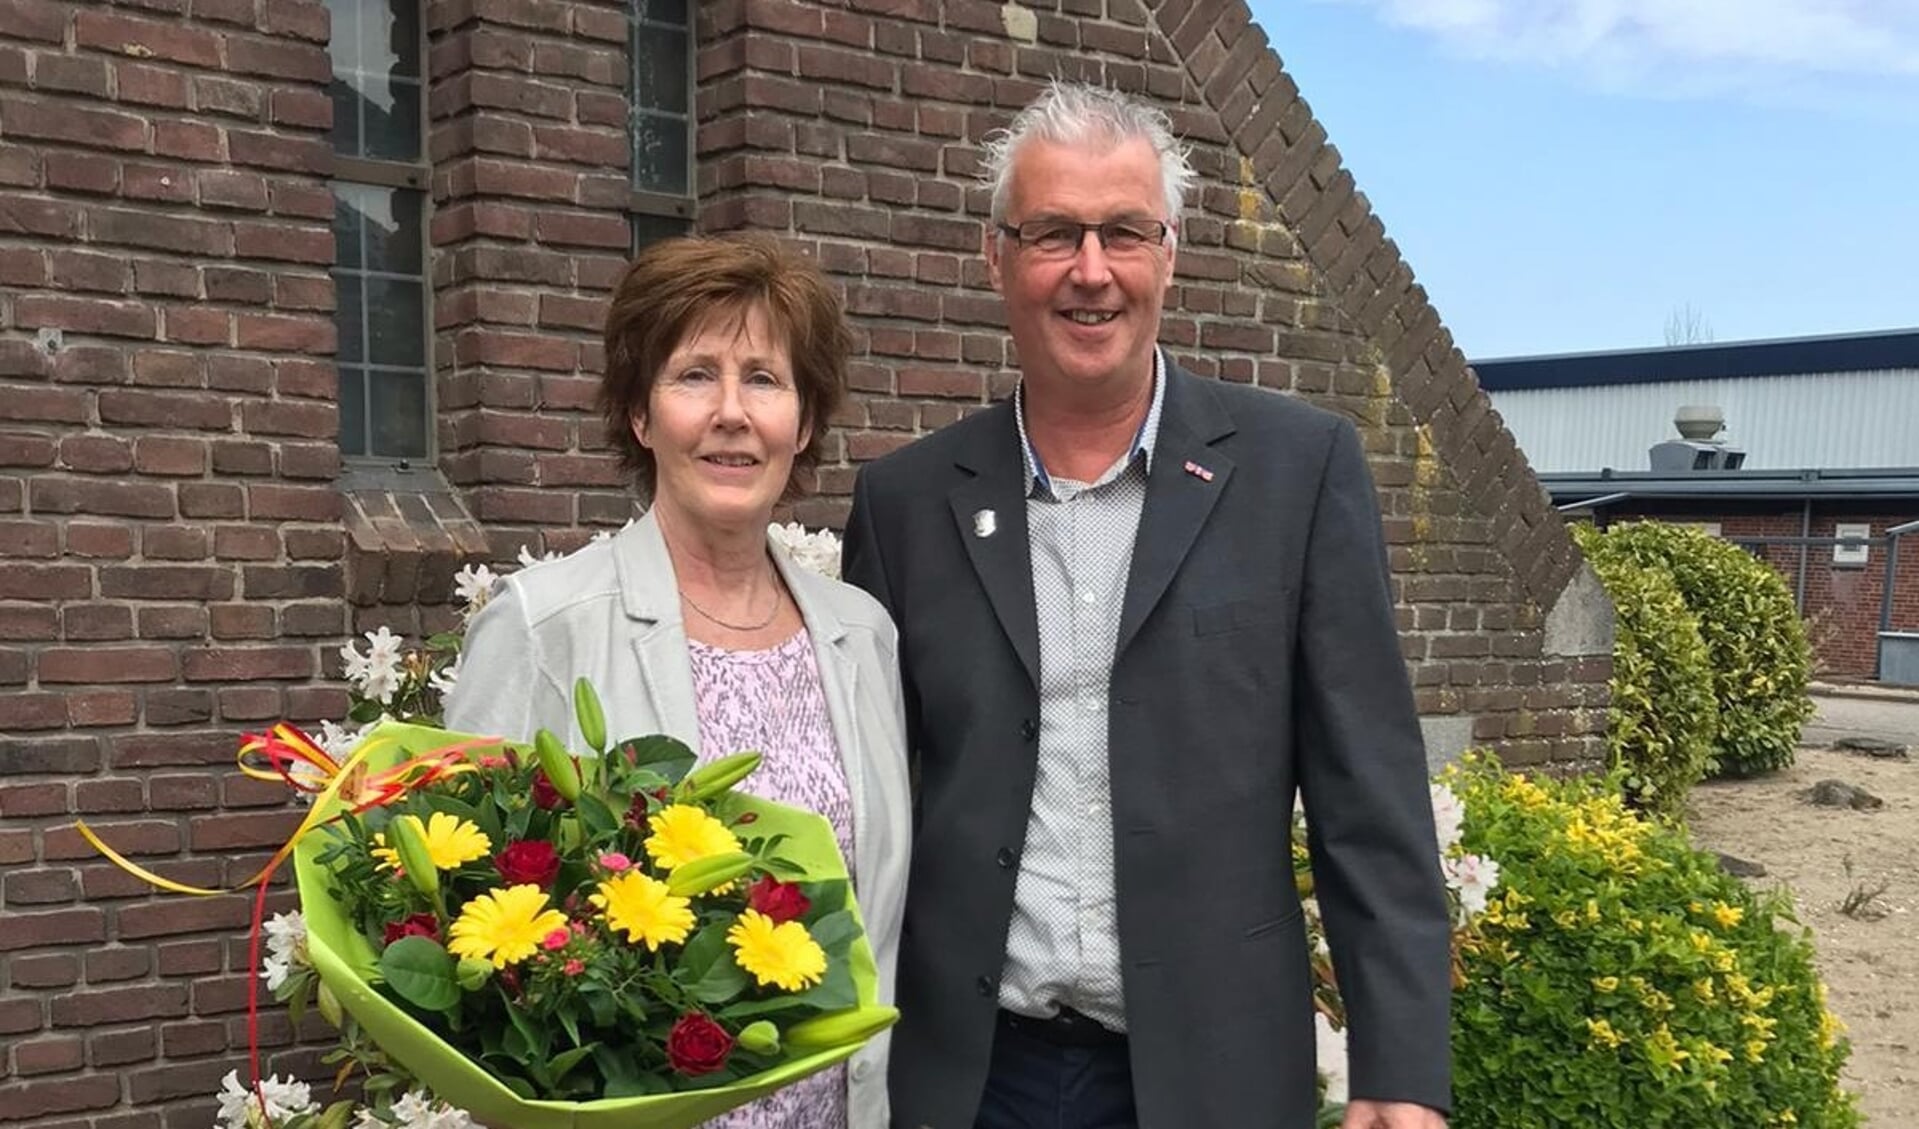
[1584,521,1814,777]
[1448,755,1858,1129]
[1571,524,1719,817]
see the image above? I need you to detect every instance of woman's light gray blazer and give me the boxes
[444,511,910,1129]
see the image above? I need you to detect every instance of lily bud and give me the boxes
[573,677,608,754]
[534,729,582,803]
[737,1020,780,1056]
[387,814,439,898]
[316,981,344,1028]
[677,751,762,804]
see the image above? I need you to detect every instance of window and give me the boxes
[1834,522,1872,567]
[326,0,431,462]
[630,0,695,250]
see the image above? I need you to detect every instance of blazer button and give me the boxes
[975,975,994,997]
[1019,718,1038,741]
[996,847,1016,869]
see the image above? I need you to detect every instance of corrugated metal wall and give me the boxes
[1487,369,1919,472]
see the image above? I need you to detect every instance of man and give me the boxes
[843,81,1451,1129]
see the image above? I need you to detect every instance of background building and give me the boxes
[0,1,1608,1123]
[1478,330,1919,679]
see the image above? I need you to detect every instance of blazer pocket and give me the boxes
[1192,596,1287,637]
[1242,904,1304,941]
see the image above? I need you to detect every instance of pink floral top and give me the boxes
[687,630,852,1129]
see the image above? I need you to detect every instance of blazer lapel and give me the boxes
[949,403,1041,689]
[612,512,703,746]
[1116,368,1237,657]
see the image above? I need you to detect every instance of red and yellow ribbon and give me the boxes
[75,722,505,1107]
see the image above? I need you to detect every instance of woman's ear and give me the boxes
[630,412,650,449]
[796,417,814,454]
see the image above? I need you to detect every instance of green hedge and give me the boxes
[1581,522,1814,777]
[1448,756,1859,1128]
[1571,525,1719,816]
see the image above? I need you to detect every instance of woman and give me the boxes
[446,234,908,1129]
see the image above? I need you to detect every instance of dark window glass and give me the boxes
[631,212,691,255]
[632,112,690,196]
[369,370,430,460]
[332,183,427,460]
[631,4,692,196]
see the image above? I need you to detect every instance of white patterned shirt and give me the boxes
[997,352,1166,1031]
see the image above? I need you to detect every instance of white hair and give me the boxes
[981,80,1196,238]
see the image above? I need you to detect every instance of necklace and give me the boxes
[680,576,782,632]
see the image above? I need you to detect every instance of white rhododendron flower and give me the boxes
[341,626,405,705]
[516,545,562,569]
[428,656,460,698]
[1443,852,1501,923]
[452,563,499,618]
[353,1091,478,1129]
[767,521,843,580]
[216,1070,317,1129]
[1429,781,1465,853]
[259,910,308,989]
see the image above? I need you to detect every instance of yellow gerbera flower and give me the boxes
[446,885,568,968]
[589,872,694,951]
[372,812,491,872]
[644,804,742,872]
[728,908,826,992]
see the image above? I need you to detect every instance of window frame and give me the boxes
[328,0,436,470]
[628,1,697,246]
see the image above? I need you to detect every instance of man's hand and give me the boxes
[1341,1099,1446,1128]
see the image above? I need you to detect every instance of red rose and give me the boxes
[745,875,810,924]
[494,840,560,888]
[666,1012,734,1077]
[383,912,439,945]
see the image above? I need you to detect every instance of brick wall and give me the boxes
[1603,503,1919,678]
[1,1,1608,1125]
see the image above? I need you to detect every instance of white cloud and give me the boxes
[1328,0,1919,87]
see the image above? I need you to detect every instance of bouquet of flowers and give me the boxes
[264,682,892,1129]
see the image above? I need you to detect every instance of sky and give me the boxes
[1241,0,1919,360]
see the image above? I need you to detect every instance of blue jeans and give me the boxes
[973,1012,1138,1129]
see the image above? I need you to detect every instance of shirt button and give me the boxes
[1079,589,1097,605]
[976,975,994,997]
[996,847,1016,869]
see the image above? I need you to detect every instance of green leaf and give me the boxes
[575,792,621,839]
[615,735,697,783]
[547,1043,598,1085]
[806,909,859,954]
[377,936,461,1012]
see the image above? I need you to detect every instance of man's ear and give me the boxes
[985,223,1005,294]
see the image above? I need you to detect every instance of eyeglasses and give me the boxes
[996,218,1171,257]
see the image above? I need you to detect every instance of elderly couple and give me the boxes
[446,82,1450,1129]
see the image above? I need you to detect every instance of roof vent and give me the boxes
[1651,405,1746,471]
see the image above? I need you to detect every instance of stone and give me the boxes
[1833,736,1910,760]
[1799,779,1885,811]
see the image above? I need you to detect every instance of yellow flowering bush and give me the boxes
[1447,754,1859,1128]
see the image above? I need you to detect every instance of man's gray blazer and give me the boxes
[843,363,1451,1128]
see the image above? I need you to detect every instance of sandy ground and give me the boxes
[1686,694,1919,1126]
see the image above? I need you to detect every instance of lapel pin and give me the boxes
[972,509,997,538]
[1183,459,1215,483]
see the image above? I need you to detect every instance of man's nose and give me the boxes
[1069,230,1112,284]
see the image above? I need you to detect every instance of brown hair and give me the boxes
[600,233,850,500]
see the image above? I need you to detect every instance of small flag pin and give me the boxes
[973,509,998,538]
[1183,460,1215,482]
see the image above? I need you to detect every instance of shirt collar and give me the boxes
[1016,349,1166,497]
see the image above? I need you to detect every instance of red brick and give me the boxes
[135,604,209,639]
[189,810,302,851]
[59,435,135,474]
[0,99,147,151]
[37,646,178,683]
[75,10,223,67]
[15,294,156,339]
[0,388,88,428]
[0,564,92,599]
[68,691,139,727]
[62,604,132,640]
[67,523,136,558]
[48,982,190,1024]
[0,908,106,951]
[181,645,314,681]
[0,1075,121,1120]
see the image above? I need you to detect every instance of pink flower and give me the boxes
[598,852,632,872]
[563,959,585,976]
[542,928,570,951]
